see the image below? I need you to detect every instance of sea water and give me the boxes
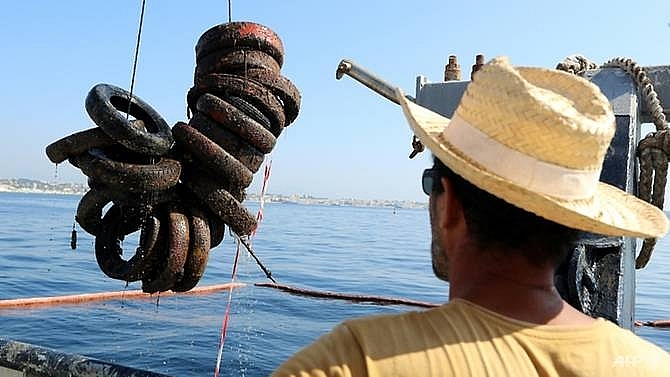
[0,192,668,376]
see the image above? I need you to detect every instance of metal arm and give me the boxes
[335,59,414,104]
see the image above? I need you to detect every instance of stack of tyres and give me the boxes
[45,22,301,294]
[176,21,301,237]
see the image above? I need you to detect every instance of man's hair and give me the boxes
[433,157,580,268]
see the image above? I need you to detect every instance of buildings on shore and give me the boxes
[0,178,426,209]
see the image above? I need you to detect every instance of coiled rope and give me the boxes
[557,55,669,268]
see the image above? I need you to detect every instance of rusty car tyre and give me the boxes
[195,22,284,67]
[94,204,161,282]
[85,83,173,156]
[172,206,211,292]
[194,94,276,154]
[69,149,181,193]
[195,49,281,78]
[189,74,285,136]
[171,122,253,188]
[141,204,190,293]
[234,68,301,126]
[188,113,265,172]
[183,172,257,236]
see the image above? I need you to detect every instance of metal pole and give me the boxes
[335,59,414,105]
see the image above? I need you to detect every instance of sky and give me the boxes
[0,1,669,202]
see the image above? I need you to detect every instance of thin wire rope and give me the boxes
[228,0,232,22]
[212,160,275,375]
[126,0,147,120]
[214,240,242,377]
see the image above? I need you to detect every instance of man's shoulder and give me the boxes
[340,300,471,340]
[598,322,670,361]
[599,323,670,373]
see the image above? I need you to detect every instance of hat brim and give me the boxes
[398,90,669,239]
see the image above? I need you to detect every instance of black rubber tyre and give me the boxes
[171,122,253,188]
[189,113,265,172]
[69,149,181,193]
[45,126,116,164]
[94,204,159,282]
[85,83,173,156]
[75,188,113,236]
[86,179,178,208]
[195,22,284,67]
[208,215,226,248]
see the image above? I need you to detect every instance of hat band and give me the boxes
[443,114,600,200]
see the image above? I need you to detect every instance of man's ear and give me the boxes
[441,176,465,231]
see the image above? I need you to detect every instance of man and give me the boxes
[272,57,670,376]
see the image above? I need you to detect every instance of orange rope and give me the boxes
[0,283,245,309]
[635,319,670,328]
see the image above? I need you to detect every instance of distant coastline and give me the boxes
[0,178,87,195]
[0,178,427,209]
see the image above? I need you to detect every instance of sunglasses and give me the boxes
[422,168,444,196]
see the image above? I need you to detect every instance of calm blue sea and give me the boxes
[0,192,668,376]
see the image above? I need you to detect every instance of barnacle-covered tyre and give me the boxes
[87,179,179,208]
[189,112,266,171]
[189,73,286,136]
[195,49,281,78]
[85,83,173,156]
[236,68,301,126]
[45,127,116,164]
[69,150,181,193]
[195,21,285,67]
[172,122,253,187]
[141,204,190,293]
[172,206,212,292]
[182,172,256,236]
[194,94,276,154]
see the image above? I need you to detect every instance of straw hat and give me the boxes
[399,56,669,239]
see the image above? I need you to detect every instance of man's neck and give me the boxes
[448,249,595,325]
